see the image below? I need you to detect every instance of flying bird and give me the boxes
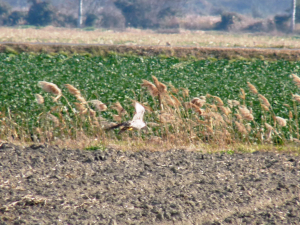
[106,102,146,134]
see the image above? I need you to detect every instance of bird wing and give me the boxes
[132,102,145,121]
[105,122,130,131]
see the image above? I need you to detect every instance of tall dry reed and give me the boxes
[2,74,300,150]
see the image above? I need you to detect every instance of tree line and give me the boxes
[0,0,298,33]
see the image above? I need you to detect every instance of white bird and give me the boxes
[106,102,146,134]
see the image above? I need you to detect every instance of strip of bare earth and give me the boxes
[1,42,300,60]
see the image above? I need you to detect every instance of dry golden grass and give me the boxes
[1,26,300,49]
[4,135,300,154]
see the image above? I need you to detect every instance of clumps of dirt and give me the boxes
[0,143,300,224]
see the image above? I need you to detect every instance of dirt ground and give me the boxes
[0,143,300,225]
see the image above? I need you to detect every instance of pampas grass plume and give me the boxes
[245,114,254,121]
[38,81,61,95]
[219,106,231,116]
[239,88,246,100]
[81,108,88,115]
[205,125,214,134]
[289,111,293,120]
[213,96,224,106]
[191,104,204,115]
[89,100,107,112]
[292,94,300,102]
[184,102,193,109]
[141,80,159,97]
[38,81,62,102]
[35,94,44,104]
[75,95,87,104]
[247,82,258,94]
[191,97,205,107]
[211,112,225,126]
[111,101,126,115]
[170,94,181,107]
[205,104,217,111]
[165,95,181,108]
[113,114,122,122]
[228,100,240,108]
[276,116,287,127]
[239,106,254,121]
[74,102,86,112]
[258,94,270,107]
[152,76,167,95]
[65,84,81,96]
[245,123,252,133]
[235,121,247,134]
[89,109,96,118]
[261,104,269,111]
[291,74,300,88]
[181,88,189,98]
[169,83,179,94]
[265,123,273,131]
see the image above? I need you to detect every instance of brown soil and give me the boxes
[1,43,300,60]
[0,143,300,224]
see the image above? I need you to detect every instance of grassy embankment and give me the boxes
[1,26,300,60]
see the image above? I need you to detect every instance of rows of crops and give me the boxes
[0,53,300,144]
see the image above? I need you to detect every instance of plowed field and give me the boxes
[1,143,300,224]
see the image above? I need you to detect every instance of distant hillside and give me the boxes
[3,0,292,18]
[0,0,295,32]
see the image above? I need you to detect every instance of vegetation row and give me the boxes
[1,53,300,149]
[0,0,299,33]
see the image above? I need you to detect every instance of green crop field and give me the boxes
[1,53,299,115]
[1,52,300,147]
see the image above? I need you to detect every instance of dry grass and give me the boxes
[4,135,300,155]
[1,26,300,49]
[1,75,300,154]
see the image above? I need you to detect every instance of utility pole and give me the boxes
[77,0,83,28]
[291,0,296,33]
